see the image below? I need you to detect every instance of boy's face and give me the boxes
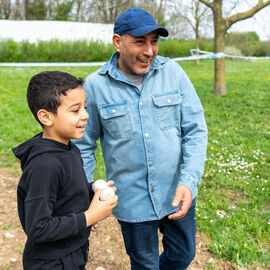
[43,86,89,145]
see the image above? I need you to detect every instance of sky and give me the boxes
[1,2,270,42]
[228,3,270,41]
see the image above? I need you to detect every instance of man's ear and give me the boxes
[37,109,54,127]
[112,34,122,53]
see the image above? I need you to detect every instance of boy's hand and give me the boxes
[84,189,118,227]
[91,222,99,231]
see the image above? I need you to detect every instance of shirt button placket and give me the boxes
[138,98,158,210]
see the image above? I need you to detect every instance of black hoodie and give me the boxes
[12,133,93,260]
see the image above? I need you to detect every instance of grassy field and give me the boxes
[0,60,269,268]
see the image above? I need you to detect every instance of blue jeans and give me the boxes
[118,200,196,270]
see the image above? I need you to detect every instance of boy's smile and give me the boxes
[42,86,89,145]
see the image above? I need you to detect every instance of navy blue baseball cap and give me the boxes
[114,8,169,37]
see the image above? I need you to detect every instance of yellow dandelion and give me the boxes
[262,157,266,161]
[218,129,222,132]
[250,162,254,166]
[210,146,214,150]
[232,90,235,93]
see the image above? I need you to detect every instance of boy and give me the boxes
[12,71,118,270]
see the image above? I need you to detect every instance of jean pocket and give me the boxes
[152,92,182,131]
[100,102,133,139]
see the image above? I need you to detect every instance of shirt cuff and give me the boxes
[178,175,198,200]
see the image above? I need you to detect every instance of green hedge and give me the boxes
[159,39,214,58]
[0,39,115,62]
[0,38,214,62]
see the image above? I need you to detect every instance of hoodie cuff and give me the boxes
[74,212,87,233]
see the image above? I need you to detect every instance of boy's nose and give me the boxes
[81,110,89,120]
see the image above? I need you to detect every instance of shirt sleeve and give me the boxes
[72,78,101,183]
[24,161,86,244]
[178,66,208,199]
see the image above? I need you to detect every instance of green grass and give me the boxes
[0,60,269,268]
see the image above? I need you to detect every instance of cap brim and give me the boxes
[127,24,169,37]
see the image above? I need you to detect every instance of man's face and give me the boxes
[115,31,159,75]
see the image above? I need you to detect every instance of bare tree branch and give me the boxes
[198,0,213,9]
[226,0,270,28]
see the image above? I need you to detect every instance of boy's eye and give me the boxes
[72,109,79,113]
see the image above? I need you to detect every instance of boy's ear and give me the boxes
[112,34,122,53]
[37,109,54,127]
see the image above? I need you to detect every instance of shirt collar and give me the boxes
[99,51,169,77]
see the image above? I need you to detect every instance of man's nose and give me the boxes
[143,42,154,57]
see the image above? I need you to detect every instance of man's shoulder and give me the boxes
[156,55,184,74]
[84,62,109,83]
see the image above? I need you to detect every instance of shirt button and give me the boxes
[139,101,143,106]
[151,188,155,192]
[144,133,149,137]
[111,109,116,114]
[167,99,171,103]
[149,162,153,166]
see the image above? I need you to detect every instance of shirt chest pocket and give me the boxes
[152,93,182,131]
[99,102,133,139]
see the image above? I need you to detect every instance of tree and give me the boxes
[168,0,212,64]
[24,0,47,20]
[74,0,83,21]
[51,0,74,21]
[136,0,167,26]
[199,0,270,95]
[88,0,132,23]
[0,0,11,19]
[12,0,23,19]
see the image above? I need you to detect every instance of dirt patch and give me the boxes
[0,167,240,270]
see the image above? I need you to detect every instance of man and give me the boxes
[75,8,207,270]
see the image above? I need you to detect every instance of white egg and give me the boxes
[93,179,108,192]
[100,187,115,201]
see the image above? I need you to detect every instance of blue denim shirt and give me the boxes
[74,52,207,222]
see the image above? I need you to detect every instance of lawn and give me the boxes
[0,60,269,268]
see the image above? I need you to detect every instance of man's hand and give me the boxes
[168,185,192,219]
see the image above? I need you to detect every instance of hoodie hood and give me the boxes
[12,133,72,171]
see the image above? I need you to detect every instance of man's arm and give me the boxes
[169,66,207,219]
[73,80,101,183]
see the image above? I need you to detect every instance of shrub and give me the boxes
[0,38,214,62]
[0,39,115,62]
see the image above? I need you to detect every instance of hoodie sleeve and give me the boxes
[22,159,87,244]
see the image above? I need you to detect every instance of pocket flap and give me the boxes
[100,103,128,120]
[152,93,182,107]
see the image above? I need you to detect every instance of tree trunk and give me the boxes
[214,31,226,95]
[195,26,200,65]
[213,5,227,95]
